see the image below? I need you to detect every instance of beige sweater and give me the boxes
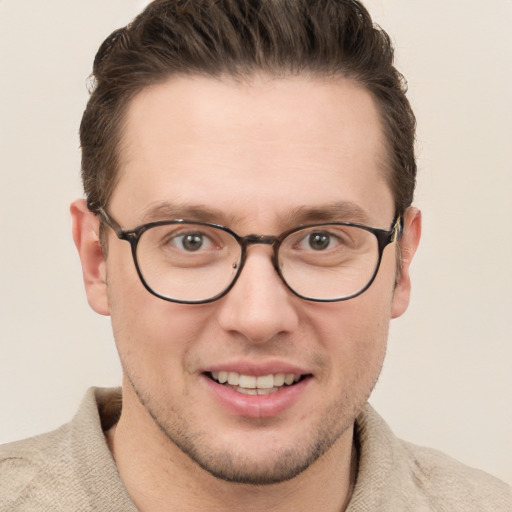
[1,387,510,511]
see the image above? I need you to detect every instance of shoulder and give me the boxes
[0,424,90,510]
[0,387,127,512]
[350,404,512,511]
[398,438,512,509]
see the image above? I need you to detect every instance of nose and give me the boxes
[216,247,299,344]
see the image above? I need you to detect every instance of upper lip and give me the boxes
[203,360,311,377]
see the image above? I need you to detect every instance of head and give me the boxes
[73,0,421,488]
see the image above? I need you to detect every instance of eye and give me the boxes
[298,230,341,251]
[168,231,215,252]
[306,232,332,251]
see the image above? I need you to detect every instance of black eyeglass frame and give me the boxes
[96,207,403,304]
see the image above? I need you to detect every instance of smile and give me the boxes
[208,371,304,395]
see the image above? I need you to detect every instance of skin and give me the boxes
[71,75,421,511]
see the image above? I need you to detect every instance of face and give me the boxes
[73,75,420,484]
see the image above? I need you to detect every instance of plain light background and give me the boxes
[1,0,511,484]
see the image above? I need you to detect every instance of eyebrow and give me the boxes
[139,202,236,226]
[137,200,374,229]
[285,202,373,225]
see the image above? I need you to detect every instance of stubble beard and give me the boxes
[125,371,368,486]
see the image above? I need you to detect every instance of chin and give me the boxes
[149,404,355,486]
[169,432,338,485]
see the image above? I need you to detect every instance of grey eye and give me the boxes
[308,232,331,251]
[180,233,205,252]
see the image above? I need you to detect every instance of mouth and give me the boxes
[206,371,309,396]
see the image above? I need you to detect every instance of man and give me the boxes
[1,0,510,510]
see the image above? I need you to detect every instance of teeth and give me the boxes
[284,374,295,385]
[273,373,285,386]
[237,387,258,395]
[257,387,279,395]
[227,372,238,385]
[239,375,257,388]
[256,374,274,389]
[210,371,301,389]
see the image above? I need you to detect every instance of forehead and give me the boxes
[112,75,393,228]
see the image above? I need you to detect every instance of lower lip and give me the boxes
[202,375,311,418]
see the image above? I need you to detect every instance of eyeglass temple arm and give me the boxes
[95,207,125,237]
[391,214,403,242]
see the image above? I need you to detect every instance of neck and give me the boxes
[106,385,358,512]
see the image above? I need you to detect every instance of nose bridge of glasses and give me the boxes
[237,233,280,272]
[241,234,279,247]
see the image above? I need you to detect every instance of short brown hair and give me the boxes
[81,0,416,216]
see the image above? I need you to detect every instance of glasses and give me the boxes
[97,208,402,304]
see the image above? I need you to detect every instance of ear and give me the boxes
[391,207,422,319]
[70,199,110,316]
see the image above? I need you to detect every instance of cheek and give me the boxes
[310,271,394,342]
[324,305,389,362]
[105,255,189,374]
[106,257,220,393]
[304,278,393,377]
